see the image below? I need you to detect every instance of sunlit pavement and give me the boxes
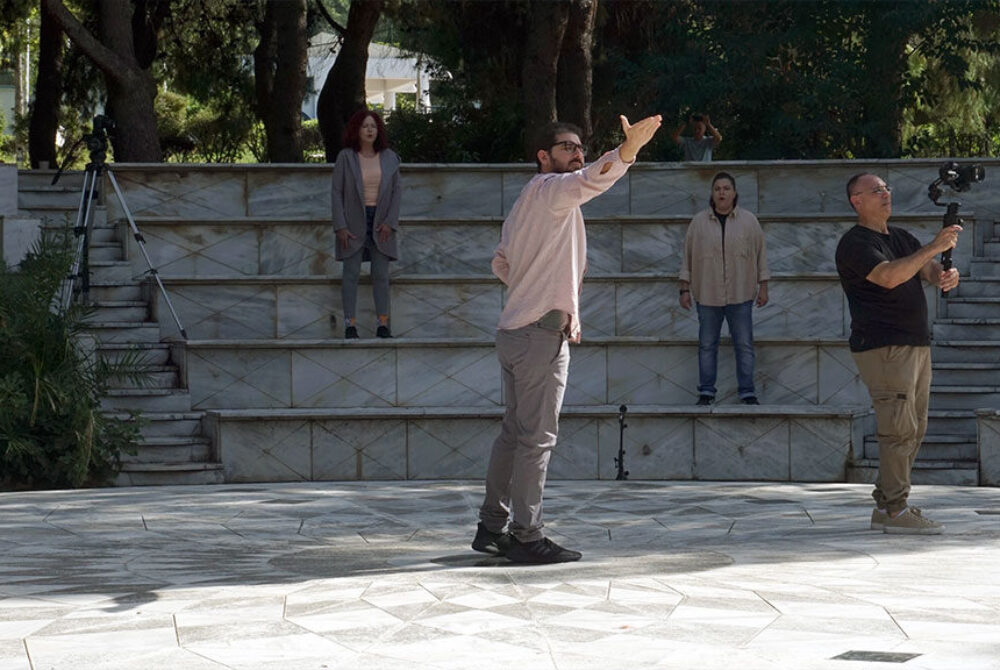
[1,480,999,669]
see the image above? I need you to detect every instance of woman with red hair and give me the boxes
[331,109,401,338]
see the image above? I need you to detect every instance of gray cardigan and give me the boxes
[331,148,401,261]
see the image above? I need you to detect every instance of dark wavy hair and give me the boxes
[708,172,739,208]
[342,109,388,152]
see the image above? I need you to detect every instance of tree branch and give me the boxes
[41,0,131,83]
[314,0,346,36]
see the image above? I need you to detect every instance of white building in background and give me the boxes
[303,34,433,120]
[0,71,15,134]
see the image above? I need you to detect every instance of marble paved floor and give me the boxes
[2,480,1000,670]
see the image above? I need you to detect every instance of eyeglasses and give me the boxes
[551,141,586,155]
[852,185,892,196]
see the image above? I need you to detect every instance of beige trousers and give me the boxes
[852,345,931,515]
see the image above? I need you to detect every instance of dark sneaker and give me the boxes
[345,326,359,339]
[696,395,713,406]
[376,325,392,338]
[742,396,760,405]
[471,523,510,556]
[505,537,582,564]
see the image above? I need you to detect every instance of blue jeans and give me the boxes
[696,300,756,399]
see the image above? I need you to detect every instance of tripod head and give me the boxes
[83,115,116,167]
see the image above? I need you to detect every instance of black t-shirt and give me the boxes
[835,224,930,352]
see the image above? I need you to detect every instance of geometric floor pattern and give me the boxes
[2,481,999,669]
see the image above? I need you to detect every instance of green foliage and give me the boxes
[0,233,144,490]
[301,119,325,162]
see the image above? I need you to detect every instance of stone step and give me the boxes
[114,461,225,487]
[181,337,867,410]
[947,278,1000,298]
[83,321,161,344]
[932,362,1000,386]
[109,365,179,389]
[98,343,172,366]
[926,409,978,435]
[932,341,1000,363]
[17,169,84,190]
[153,273,851,341]
[941,297,1000,319]
[205,404,867,483]
[124,212,970,279]
[123,436,213,464]
[863,434,978,461]
[17,183,90,209]
[89,260,136,284]
[928,385,1000,410]
[84,300,149,322]
[970,257,1000,277]
[87,280,142,301]
[983,239,1000,257]
[847,459,978,486]
[88,242,124,263]
[101,389,192,413]
[932,318,1000,340]
[103,411,204,437]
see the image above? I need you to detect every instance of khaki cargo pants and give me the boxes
[852,345,931,515]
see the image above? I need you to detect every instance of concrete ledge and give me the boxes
[977,409,1000,486]
[0,164,16,217]
[205,404,868,484]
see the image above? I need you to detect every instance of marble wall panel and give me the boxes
[164,284,277,339]
[758,166,863,216]
[402,171,504,218]
[977,412,1000,486]
[598,416,694,479]
[132,225,261,277]
[580,176,630,218]
[789,417,852,481]
[291,348,396,408]
[259,225,337,276]
[579,283,616,337]
[621,223,685,274]
[276,284,338,339]
[615,281,695,338]
[501,172,534,215]
[219,419,311,482]
[392,283,501,338]
[763,221,853,274]
[818,346,868,405]
[397,346,500,407]
[565,346,608,405]
[247,171,330,218]
[694,416,789,480]
[109,171,247,219]
[630,167,760,217]
[313,419,407,480]
[407,419,494,479]
[607,345,699,405]
[395,224,499,275]
[755,280,846,339]
[548,417,601,479]
[0,164,15,217]
[1,217,40,267]
[756,345,818,404]
[586,223,623,274]
[188,348,291,409]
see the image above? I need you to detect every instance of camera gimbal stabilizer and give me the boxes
[927,161,985,298]
[55,115,187,338]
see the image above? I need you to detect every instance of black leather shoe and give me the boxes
[742,396,760,405]
[505,537,582,564]
[696,395,713,406]
[471,523,510,556]
[345,326,359,339]
[376,325,392,338]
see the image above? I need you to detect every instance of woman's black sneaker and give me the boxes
[505,537,582,564]
[376,325,392,338]
[345,326,359,339]
[696,395,713,406]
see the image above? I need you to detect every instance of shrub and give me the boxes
[0,232,145,489]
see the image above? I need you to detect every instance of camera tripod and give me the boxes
[57,118,187,339]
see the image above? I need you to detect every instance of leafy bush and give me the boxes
[0,233,144,490]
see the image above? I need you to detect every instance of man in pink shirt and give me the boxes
[473,114,662,564]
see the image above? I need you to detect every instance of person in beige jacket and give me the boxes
[679,172,769,405]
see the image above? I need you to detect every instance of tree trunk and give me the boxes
[557,0,597,144]
[29,4,63,169]
[255,0,307,162]
[317,0,384,161]
[522,1,570,158]
[43,0,163,162]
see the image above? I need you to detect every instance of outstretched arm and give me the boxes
[619,114,663,163]
[704,115,722,146]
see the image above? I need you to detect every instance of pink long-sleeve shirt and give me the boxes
[492,148,632,339]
